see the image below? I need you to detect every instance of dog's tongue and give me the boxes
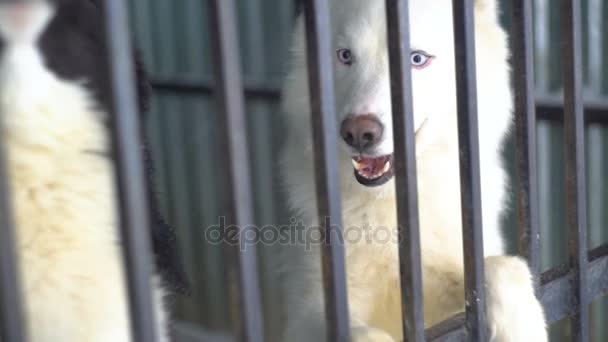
[353,156,389,176]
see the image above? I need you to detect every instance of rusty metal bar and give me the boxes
[560,0,589,340]
[541,244,608,324]
[426,313,466,341]
[385,0,426,340]
[511,0,541,287]
[104,0,161,341]
[206,0,265,341]
[450,1,487,340]
[302,0,351,341]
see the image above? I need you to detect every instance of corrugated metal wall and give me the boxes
[128,1,293,339]
[127,0,607,341]
[526,1,607,340]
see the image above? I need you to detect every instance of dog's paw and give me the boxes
[351,325,396,342]
[485,256,547,342]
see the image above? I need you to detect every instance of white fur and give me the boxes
[278,0,547,341]
[0,2,167,341]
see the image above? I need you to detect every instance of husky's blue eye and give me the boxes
[337,48,354,65]
[411,51,433,69]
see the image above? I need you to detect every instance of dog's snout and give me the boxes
[340,114,383,151]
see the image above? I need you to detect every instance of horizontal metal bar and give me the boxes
[535,94,608,108]
[149,76,608,122]
[150,76,281,100]
[536,96,608,123]
[426,314,466,342]
[206,0,265,341]
[541,244,608,324]
[302,0,351,340]
[151,78,608,124]
[451,0,487,340]
[173,321,234,342]
[104,0,161,341]
[427,244,608,341]
[384,0,426,341]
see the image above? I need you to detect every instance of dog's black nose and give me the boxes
[340,114,383,151]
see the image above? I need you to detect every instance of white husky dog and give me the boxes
[279,0,547,341]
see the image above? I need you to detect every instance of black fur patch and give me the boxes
[39,0,151,114]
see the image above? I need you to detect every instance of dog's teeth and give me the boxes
[361,171,373,179]
[383,161,391,173]
[352,159,363,170]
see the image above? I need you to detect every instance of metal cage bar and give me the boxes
[206,0,265,341]
[540,245,607,324]
[0,0,31,338]
[1,1,607,342]
[0,10,27,341]
[0,139,26,342]
[451,1,487,340]
[104,0,161,341]
[0,5,26,336]
[302,0,352,341]
[560,0,590,340]
[384,0,426,341]
[426,244,608,340]
[511,0,541,286]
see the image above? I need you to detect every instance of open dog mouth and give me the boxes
[351,154,394,187]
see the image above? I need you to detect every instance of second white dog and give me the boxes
[278,0,547,341]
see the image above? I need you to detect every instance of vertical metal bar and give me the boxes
[587,0,602,94]
[104,1,160,341]
[511,0,541,288]
[0,146,26,342]
[0,6,27,338]
[534,0,550,93]
[241,1,286,340]
[451,1,487,340]
[302,1,352,341]
[0,51,27,342]
[0,1,29,339]
[560,0,590,341]
[384,0,426,341]
[206,1,265,341]
[586,1,603,340]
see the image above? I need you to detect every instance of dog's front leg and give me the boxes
[283,313,394,342]
[282,288,395,342]
[350,321,396,342]
[348,283,396,342]
[485,256,547,342]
